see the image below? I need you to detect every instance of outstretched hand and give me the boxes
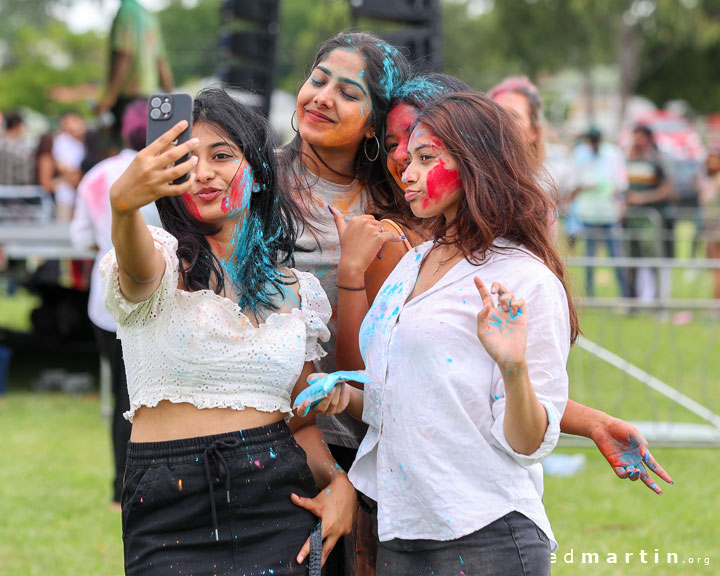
[110,120,198,214]
[590,418,673,494]
[474,278,528,370]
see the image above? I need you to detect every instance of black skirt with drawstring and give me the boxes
[122,420,321,576]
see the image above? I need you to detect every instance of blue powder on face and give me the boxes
[222,196,290,316]
[223,167,254,217]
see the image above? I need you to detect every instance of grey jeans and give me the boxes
[377,511,551,576]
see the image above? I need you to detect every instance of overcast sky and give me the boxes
[55,0,180,33]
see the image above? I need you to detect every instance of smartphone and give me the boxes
[146,93,193,184]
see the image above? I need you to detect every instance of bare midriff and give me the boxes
[130,401,285,442]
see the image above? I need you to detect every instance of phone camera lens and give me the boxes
[150,97,162,108]
[160,102,172,114]
[150,108,161,120]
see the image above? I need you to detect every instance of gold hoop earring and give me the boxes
[291,110,298,133]
[364,134,380,162]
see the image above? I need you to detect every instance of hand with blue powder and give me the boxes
[589,417,673,494]
[294,370,373,417]
[474,278,528,372]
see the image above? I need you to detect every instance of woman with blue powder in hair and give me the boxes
[280,32,411,450]
[101,87,355,575]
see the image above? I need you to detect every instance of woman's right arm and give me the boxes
[110,120,198,303]
[331,209,405,371]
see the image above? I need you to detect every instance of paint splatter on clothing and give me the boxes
[349,239,569,550]
[99,226,332,423]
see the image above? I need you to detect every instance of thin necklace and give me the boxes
[431,243,460,276]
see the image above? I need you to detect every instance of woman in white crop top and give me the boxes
[101,88,355,575]
[314,92,581,575]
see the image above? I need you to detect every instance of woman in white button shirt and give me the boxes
[102,88,355,575]
[315,91,579,575]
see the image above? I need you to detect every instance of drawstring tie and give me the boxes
[308,522,323,576]
[203,437,242,541]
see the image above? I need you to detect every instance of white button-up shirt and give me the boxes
[348,240,570,551]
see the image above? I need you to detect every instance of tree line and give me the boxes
[1,0,719,117]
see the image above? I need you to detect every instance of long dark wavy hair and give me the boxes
[279,31,411,219]
[416,91,579,342]
[155,88,304,316]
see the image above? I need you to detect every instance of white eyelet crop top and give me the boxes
[99,226,331,423]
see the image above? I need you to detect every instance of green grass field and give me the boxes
[0,393,124,575]
[1,389,717,575]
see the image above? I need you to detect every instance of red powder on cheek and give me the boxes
[387,104,418,138]
[386,103,419,170]
[181,193,203,221]
[423,159,461,209]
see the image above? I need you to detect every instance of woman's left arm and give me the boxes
[289,362,357,566]
[561,400,673,493]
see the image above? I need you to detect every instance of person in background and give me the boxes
[95,0,174,150]
[0,111,36,186]
[488,76,574,243]
[568,127,629,298]
[624,124,675,302]
[36,112,87,221]
[70,99,161,509]
[488,76,545,171]
[700,148,720,300]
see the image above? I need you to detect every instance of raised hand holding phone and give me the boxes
[110,119,198,214]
